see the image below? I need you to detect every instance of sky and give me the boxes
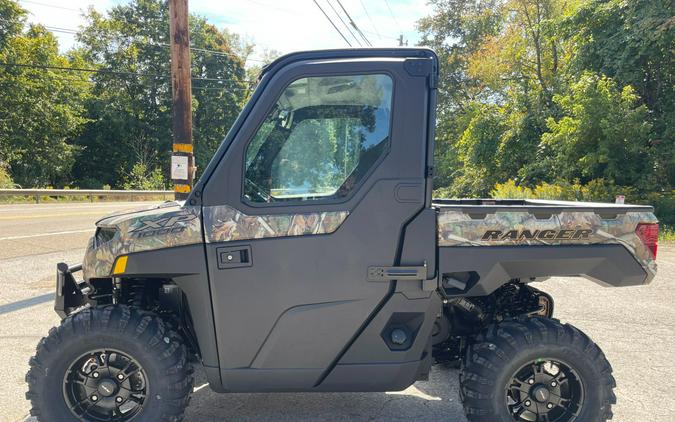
[18,0,433,63]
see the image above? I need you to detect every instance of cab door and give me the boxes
[200,51,434,392]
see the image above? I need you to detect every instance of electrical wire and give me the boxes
[19,0,81,12]
[41,26,265,63]
[336,0,371,46]
[326,0,362,47]
[0,61,256,84]
[20,0,274,63]
[383,0,404,34]
[313,0,352,47]
[359,0,381,41]
[0,69,255,92]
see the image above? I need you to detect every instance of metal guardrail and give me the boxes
[0,189,173,203]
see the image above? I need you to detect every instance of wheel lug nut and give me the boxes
[528,379,534,385]
[91,395,98,401]
[117,373,124,380]
[116,396,123,403]
[92,372,99,378]
[524,400,531,406]
[547,403,554,409]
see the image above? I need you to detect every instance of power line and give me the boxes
[0,69,254,92]
[4,73,254,93]
[19,0,274,63]
[41,26,265,63]
[313,0,352,47]
[326,0,362,47]
[0,62,163,78]
[336,0,371,46]
[383,0,404,33]
[361,29,399,41]
[0,61,256,84]
[19,0,82,12]
[44,26,77,34]
[359,0,381,41]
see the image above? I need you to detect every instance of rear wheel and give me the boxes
[26,305,194,422]
[460,317,616,422]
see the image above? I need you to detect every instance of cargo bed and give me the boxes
[433,198,658,296]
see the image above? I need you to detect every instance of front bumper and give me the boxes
[55,262,87,319]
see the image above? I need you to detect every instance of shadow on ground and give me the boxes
[185,365,467,421]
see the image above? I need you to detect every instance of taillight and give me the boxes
[636,223,659,258]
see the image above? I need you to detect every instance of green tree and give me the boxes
[0,0,90,187]
[418,0,503,191]
[565,0,674,188]
[420,0,672,199]
[191,24,248,176]
[419,0,581,196]
[541,73,652,187]
[73,0,247,188]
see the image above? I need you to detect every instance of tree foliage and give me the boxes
[420,0,674,199]
[73,0,248,187]
[0,0,250,189]
[0,0,90,187]
[542,73,652,187]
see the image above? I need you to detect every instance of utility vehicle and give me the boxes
[27,48,660,422]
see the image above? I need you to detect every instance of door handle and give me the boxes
[216,246,252,269]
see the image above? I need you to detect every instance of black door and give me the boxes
[200,51,434,392]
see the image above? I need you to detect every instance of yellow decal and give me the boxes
[174,184,191,193]
[172,143,193,153]
[112,255,128,275]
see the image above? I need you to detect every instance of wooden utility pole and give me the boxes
[169,0,193,200]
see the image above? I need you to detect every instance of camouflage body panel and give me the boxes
[204,205,349,243]
[83,203,202,279]
[82,202,349,279]
[437,209,658,277]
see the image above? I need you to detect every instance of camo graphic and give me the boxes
[437,209,658,275]
[83,204,202,279]
[204,205,349,243]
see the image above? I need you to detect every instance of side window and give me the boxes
[244,74,393,203]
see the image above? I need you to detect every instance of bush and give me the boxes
[490,180,533,199]
[0,163,15,188]
[491,179,674,240]
[121,163,166,191]
[492,179,638,203]
[643,192,675,227]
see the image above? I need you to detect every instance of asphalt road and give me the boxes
[0,202,673,421]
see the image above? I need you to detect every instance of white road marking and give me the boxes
[193,383,210,392]
[0,229,92,241]
[0,202,159,213]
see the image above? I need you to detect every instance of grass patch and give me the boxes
[661,225,675,242]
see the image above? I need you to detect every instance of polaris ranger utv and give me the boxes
[27,49,659,422]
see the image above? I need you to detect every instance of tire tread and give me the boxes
[26,305,193,422]
[460,316,616,422]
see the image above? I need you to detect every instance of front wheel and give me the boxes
[460,317,616,422]
[26,305,194,422]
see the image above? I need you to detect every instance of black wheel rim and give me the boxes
[505,358,584,422]
[63,349,148,421]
